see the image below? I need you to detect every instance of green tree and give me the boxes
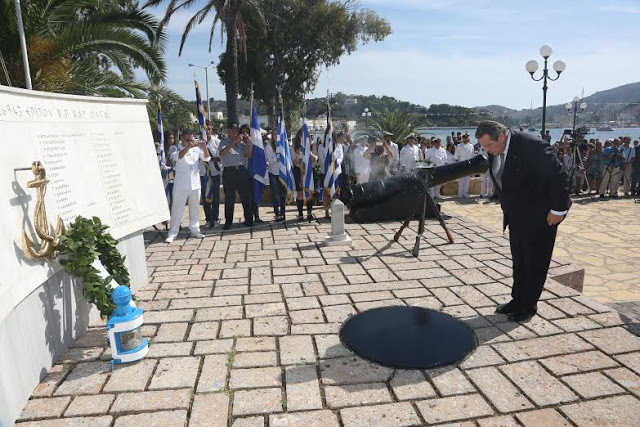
[1,0,167,95]
[146,0,263,126]
[370,108,424,143]
[218,0,390,128]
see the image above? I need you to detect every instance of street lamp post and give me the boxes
[525,45,566,136]
[188,61,215,121]
[361,107,372,129]
[565,96,587,138]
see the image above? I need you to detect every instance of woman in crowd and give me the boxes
[446,143,456,164]
[292,128,317,221]
[265,131,286,220]
[364,137,393,181]
[586,140,605,194]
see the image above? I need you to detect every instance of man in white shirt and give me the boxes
[454,134,475,197]
[165,130,211,243]
[424,138,447,199]
[202,124,222,227]
[352,135,370,184]
[399,134,421,173]
[383,131,399,174]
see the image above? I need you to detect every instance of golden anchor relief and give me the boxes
[21,161,65,261]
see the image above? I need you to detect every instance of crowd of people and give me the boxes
[157,122,639,242]
[551,133,639,198]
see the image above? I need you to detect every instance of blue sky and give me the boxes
[150,0,640,110]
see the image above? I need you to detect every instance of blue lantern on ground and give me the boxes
[107,285,148,367]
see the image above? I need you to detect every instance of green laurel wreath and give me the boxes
[58,216,131,318]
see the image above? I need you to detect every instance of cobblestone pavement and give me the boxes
[440,196,640,316]
[16,213,640,426]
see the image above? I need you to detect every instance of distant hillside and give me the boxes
[584,82,640,105]
[196,81,640,127]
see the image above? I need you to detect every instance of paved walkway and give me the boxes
[440,196,640,307]
[15,212,640,426]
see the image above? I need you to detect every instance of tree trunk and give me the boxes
[224,13,240,126]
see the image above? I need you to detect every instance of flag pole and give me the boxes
[14,0,32,89]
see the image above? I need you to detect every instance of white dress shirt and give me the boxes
[352,144,370,177]
[425,146,448,167]
[265,144,280,175]
[171,147,210,191]
[389,142,400,168]
[454,142,475,162]
[400,144,420,171]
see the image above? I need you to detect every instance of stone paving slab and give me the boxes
[16,210,640,426]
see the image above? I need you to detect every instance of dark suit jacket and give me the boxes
[489,130,572,232]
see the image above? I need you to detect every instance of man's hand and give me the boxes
[547,212,564,226]
[246,136,253,146]
[198,141,207,151]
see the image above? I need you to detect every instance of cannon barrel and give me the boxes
[342,154,489,210]
[425,154,489,187]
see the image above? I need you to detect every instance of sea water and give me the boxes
[417,127,640,144]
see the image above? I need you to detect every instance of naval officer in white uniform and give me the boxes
[165,130,211,243]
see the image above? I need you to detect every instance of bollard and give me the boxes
[324,199,352,246]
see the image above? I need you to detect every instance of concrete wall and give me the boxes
[0,230,147,427]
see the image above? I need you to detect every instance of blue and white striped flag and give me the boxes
[156,101,170,203]
[323,106,339,197]
[195,80,215,203]
[249,102,268,203]
[276,112,296,202]
[194,80,207,140]
[301,121,314,201]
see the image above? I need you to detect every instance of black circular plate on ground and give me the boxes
[339,306,477,369]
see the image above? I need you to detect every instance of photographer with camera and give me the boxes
[364,137,393,181]
[599,138,625,198]
[165,130,211,243]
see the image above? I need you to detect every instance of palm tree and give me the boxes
[144,0,262,125]
[0,0,167,95]
[370,108,425,143]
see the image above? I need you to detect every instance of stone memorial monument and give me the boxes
[0,86,169,424]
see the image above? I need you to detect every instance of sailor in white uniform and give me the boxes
[165,130,211,243]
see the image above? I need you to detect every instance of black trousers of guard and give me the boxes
[223,166,252,226]
[509,224,558,312]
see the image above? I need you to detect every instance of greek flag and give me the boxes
[156,101,170,203]
[249,102,268,203]
[301,121,314,201]
[323,106,339,197]
[276,112,296,201]
[195,80,215,203]
[194,80,207,140]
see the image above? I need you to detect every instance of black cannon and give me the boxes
[340,154,489,256]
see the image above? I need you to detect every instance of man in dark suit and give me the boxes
[475,121,572,322]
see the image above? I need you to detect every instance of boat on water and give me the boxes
[528,128,537,132]
[596,126,615,131]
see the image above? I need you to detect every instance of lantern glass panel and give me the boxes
[119,326,143,351]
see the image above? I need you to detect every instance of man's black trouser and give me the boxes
[509,224,558,312]
[223,166,252,225]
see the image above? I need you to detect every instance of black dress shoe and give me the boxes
[254,218,265,224]
[242,221,253,227]
[222,223,232,230]
[495,301,516,315]
[507,310,537,322]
